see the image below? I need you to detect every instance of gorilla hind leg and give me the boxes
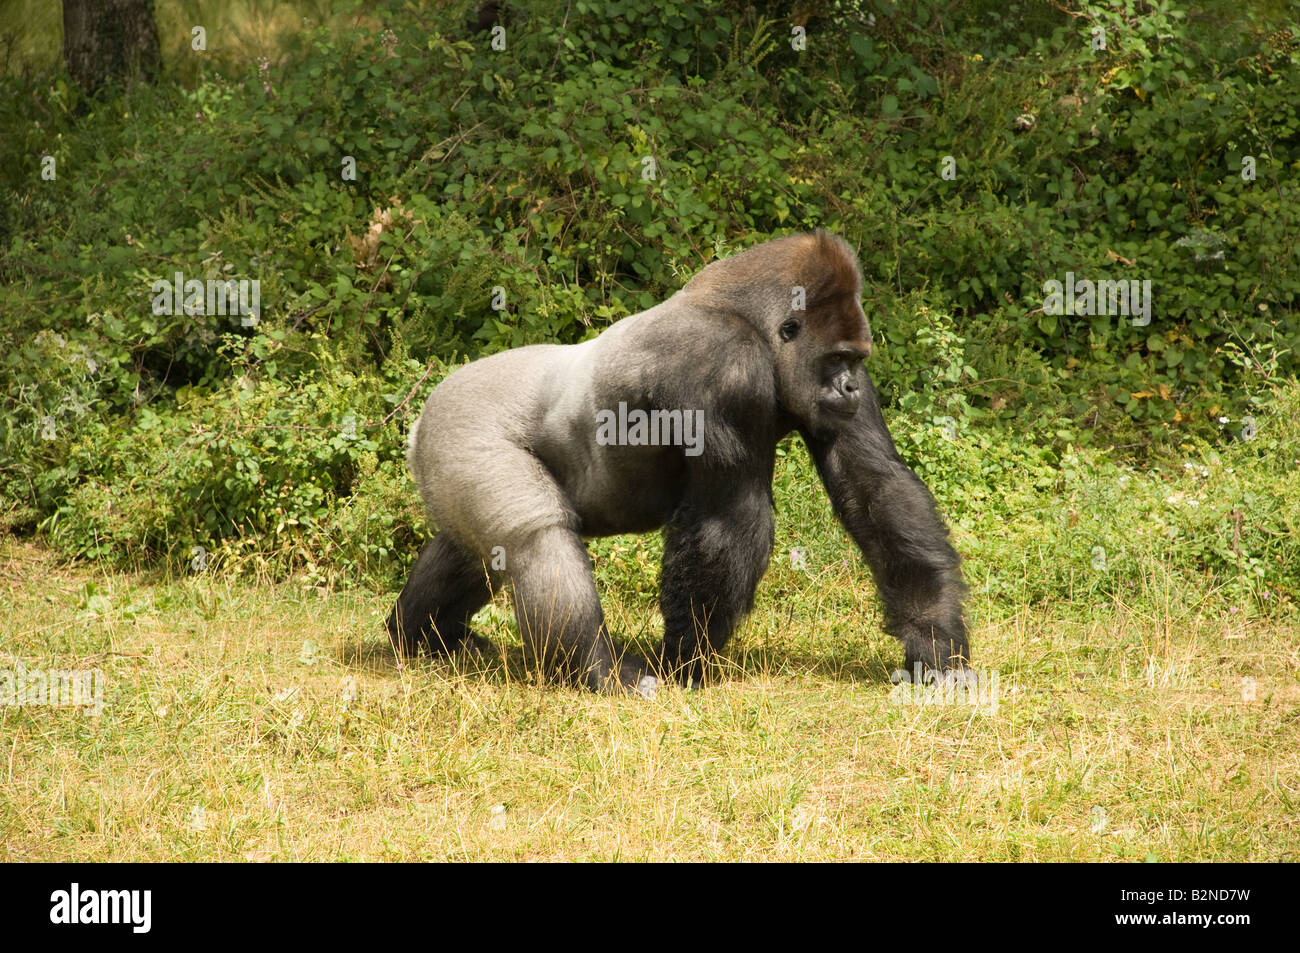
[510,527,651,695]
[386,535,493,657]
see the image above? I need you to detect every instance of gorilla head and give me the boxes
[682,232,874,436]
[388,230,969,694]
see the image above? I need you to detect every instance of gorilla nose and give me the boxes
[830,391,861,416]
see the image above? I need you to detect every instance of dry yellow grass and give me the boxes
[1,540,1295,861]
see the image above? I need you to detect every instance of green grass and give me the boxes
[2,409,1297,860]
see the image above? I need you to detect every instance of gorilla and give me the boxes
[388,230,970,695]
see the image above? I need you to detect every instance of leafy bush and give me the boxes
[0,0,1295,604]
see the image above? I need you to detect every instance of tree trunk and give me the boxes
[62,0,161,95]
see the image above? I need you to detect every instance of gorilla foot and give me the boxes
[386,626,425,660]
[584,655,660,698]
[460,633,498,658]
[387,620,487,661]
[900,625,971,678]
[656,639,715,688]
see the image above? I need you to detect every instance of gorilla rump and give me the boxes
[388,231,970,694]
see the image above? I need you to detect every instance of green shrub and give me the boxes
[0,0,1295,599]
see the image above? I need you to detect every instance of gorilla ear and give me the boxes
[779,319,800,342]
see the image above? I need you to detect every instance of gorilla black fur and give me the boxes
[388,231,970,694]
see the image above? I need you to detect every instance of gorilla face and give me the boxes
[774,296,873,437]
[815,344,868,418]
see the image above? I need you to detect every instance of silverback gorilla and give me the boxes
[388,231,970,695]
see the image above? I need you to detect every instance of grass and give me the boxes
[2,506,1296,861]
[3,386,1297,861]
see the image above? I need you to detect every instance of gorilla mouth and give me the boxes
[820,401,860,419]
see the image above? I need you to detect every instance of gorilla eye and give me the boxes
[779,320,800,342]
